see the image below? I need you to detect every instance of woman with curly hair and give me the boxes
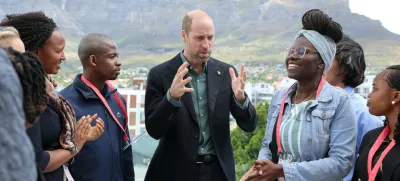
[0,11,105,181]
[353,65,400,181]
[242,9,357,181]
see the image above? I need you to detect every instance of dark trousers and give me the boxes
[195,160,228,181]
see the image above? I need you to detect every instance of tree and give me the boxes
[231,101,270,180]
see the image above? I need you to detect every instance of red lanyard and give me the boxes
[276,78,326,153]
[81,75,129,141]
[367,125,396,181]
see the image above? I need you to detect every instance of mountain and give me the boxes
[0,0,399,70]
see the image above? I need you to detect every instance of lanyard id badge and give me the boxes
[275,78,326,181]
[63,165,75,181]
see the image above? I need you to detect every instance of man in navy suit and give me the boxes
[144,10,257,181]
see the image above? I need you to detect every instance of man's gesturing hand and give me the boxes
[229,64,247,104]
[170,62,194,100]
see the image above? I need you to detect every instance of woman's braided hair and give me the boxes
[6,47,48,126]
[385,65,400,141]
[301,9,343,43]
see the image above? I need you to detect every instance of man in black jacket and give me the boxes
[144,10,257,181]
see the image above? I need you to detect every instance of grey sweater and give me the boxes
[0,49,37,181]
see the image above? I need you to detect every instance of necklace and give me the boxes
[294,91,316,104]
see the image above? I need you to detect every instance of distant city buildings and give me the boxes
[245,82,275,106]
[117,74,375,136]
[115,78,147,136]
[56,64,377,136]
[354,75,375,99]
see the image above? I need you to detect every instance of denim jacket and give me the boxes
[258,81,357,181]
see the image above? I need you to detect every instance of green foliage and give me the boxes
[231,101,270,180]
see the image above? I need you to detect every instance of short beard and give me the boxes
[191,51,211,63]
[185,39,211,63]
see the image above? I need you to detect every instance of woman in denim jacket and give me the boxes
[242,9,357,181]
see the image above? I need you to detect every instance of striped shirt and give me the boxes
[280,100,313,162]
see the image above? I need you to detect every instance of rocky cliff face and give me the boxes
[0,0,399,65]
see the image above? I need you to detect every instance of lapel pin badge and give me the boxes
[217,71,221,75]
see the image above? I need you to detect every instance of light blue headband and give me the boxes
[295,30,336,70]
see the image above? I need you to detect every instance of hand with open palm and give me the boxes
[229,64,247,104]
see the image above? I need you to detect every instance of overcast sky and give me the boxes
[350,0,400,35]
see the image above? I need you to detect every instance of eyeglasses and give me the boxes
[286,47,319,59]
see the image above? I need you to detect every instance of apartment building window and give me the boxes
[364,88,369,94]
[140,95,145,103]
[140,110,145,121]
[140,95,145,107]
